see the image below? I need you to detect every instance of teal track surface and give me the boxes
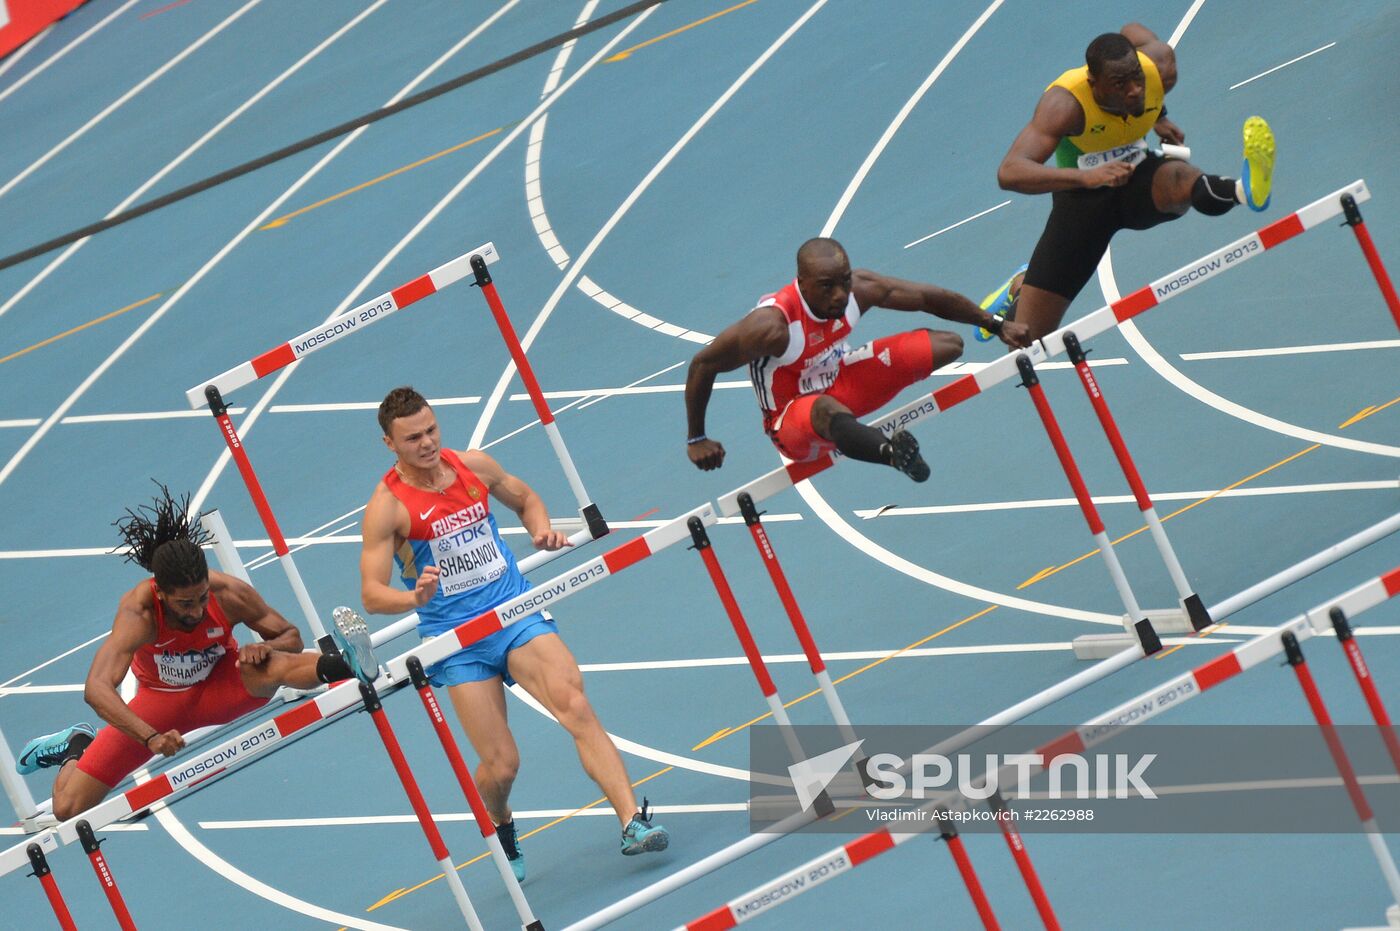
[2,1,1399,928]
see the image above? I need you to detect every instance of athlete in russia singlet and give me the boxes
[129,580,239,690]
[747,279,861,436]
[384,448,531,636]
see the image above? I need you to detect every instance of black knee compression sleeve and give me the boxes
[63,732,93,764]
[1191,174,1238,216]
[316,653,354,684]
[826,412,889,464]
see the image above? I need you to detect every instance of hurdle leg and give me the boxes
[0,722,39,825]
[356,681,485,931]
[204,386,331,651]
[26,843,77,931]
[936,810,1000,930]
[735,493,861,751]
[469,255,608,539]
[406,658,544,931]
[686,517,806,767]
[1281,632,1400,911]
[1062,332,1209,630]
[1341,193,1400,332]
[987,793,1059,930]
[1328,608,1400,778]
[76,820,137,930]
[1015,355,1161,654]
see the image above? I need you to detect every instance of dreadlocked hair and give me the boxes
[113,483,212,590]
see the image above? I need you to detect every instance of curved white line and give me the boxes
[1098,251,1400,457]
[0,0,142,106]
[471,0,832,450]
[0,0,264,201]
[153,807,412,931]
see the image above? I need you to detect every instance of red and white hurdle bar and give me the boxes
[184,242,609,646]
[0,505,716,899]
[718,180,1377,516]
[678,563,1400,930]
[562,638,1152,930]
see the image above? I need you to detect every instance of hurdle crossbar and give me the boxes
[0,504,716,881]
[677,564,1399,929]
[563,640,1148,930]
[717,180,1371,517]
[183,243,500,407]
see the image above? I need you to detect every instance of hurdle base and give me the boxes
[1340,904,1400,931]
[1073,633,1143,661]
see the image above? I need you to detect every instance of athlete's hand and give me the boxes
[998,319,1033,350]
[533,529,573,551]
[1081,161,1133,189]
[413,565,441,606]
[238,642,273,666]
[688,438,726,471]
[148,730,185,757]
[1154,117,1185,146]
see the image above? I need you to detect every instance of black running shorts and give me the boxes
[1022,154,1182,302]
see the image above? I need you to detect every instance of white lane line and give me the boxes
[1102,264,1400,459]
[1,629,109,687]
[0,418,42,428]
[1229,42,1337,91]
[190,2,654,514]
[541,1,596,99]
[1180,338,1400,361]
[0,0,264,202]
[200,803,747,830]
[1167,0,1210,46]
[526,115,573,268]
[853,480,1399,518]
[2,3,528,494]
[0,515,805,561]
[470,0,832,450]
[0,23,54,82]
[0,0,392,321]
[0,684,86,695]
[0,0,142,106]
[903,200,1011,249]
[154,807,410,931]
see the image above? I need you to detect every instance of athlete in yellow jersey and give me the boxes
[977,24,1276,342]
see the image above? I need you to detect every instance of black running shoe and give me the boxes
[886,430,930,483]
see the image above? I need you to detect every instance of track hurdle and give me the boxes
[1341,193,1400,331]
[717,179,1381,508]
[0,507,718,917]
[682,563,1400,929]
[75,820,136,931]
[1328,607,1400,777]
[25,843,75,931]
[185,241,609,652]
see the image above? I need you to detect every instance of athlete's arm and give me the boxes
[360,485,436,613]
[997,87,1134,193]
[1122,23,1177,92]
[462,450,571,551]
[84,587,174,750]
[215,573,305,665]
[683,307,790,471]
[853,270,1032,349]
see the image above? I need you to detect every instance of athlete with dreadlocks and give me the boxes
[17,486,379,821]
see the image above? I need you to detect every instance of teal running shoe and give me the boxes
[17,723,95,775]
[330,607,379,684]
[621,799,669,855]
[975,263,1027,341]
[496,819,526,881]
[1241,116,1275,211]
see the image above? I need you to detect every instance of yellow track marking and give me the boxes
[0,292,164,365]
[604,0,760,63]
[260,126,509,230]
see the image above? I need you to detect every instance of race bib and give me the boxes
[433,519,510,597]
[1077,138,1148,170]
[797,344,845,395]
[153,645,225,687]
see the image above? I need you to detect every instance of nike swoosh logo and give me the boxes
[154,638,176,648]
[419,507,437,520]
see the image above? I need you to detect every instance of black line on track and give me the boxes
[0,0,669,273]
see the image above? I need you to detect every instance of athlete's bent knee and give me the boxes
[928,329,963,365]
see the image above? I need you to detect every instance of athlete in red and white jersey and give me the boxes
[686,237,1030,478]
[17,487,366,821]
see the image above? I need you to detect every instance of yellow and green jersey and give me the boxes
[1049,51,1164,169]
